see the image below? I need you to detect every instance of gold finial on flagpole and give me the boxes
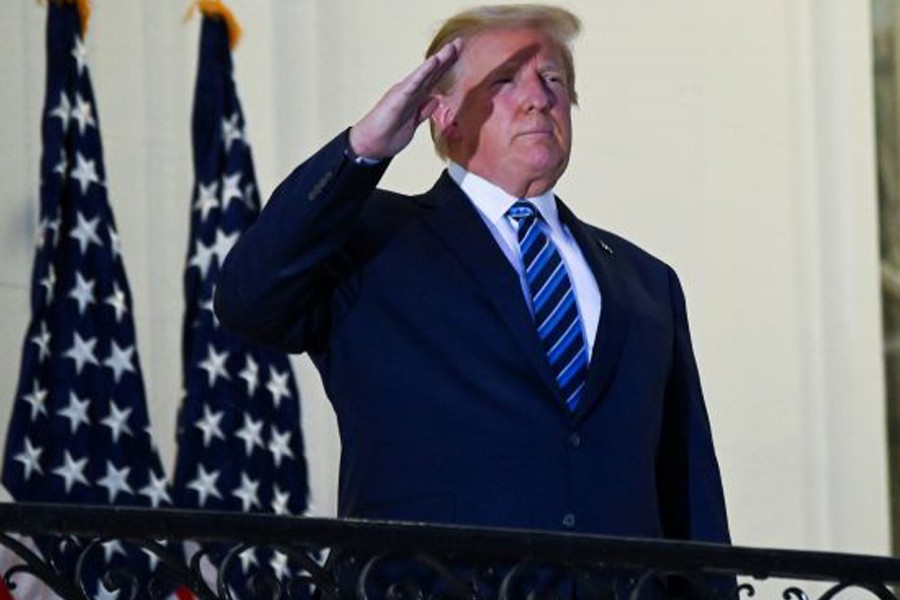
[184,0,243,50]
[40,0,92,37]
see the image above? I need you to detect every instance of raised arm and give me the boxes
[214,40,461,353]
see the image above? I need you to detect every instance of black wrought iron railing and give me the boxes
[0,502,897,599]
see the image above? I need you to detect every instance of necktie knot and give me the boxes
[507,200,537,226]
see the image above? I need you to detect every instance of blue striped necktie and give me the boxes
[507,201,588,412]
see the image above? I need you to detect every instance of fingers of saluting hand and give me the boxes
[349,38,463,158]
[401,37,463,104]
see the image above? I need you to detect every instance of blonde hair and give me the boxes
[426,4,581,158]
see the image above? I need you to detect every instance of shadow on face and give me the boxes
[444,40,545,165]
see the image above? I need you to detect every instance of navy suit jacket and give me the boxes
[215,130,730,543]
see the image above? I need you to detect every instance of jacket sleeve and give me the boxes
[656,267,732,545]
[214,129,391,353]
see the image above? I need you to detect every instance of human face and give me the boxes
[436,28,573,198]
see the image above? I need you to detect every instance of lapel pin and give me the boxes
[598,240,614,256]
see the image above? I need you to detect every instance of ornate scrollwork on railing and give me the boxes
[735,582,900,600]
[0,503,897,600]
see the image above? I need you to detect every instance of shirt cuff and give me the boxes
[345,143,382,166]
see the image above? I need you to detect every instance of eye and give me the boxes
[542,72,564,86]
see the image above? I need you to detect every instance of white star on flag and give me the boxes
[235,414,264,456]
[105,282,128,322]
[49,91,71,132]
[211,228,239,266]
[103,340,136,383]
[193,180,220,221]
[69,210,102,254]
[220,112,243,152]
[101,540,126,563]
[64,331,99,374]
[238,354,259,396]
[195,404,226,447]
[36,215,61,249]
[54,149,68,177]
[39,265,56,303]
[70,151,101,195]
[30,321,52,362]
[238,548,259,574]
[57,392,91,435]
[271,485,290,516]
[241,181,256,210]
[68,271,96,314]
[107,224,122,258]
[71,92,96,135]
[22,379,49,421]
[231,472,261,511]
[97,461,134,502]
[199,296,220,328]
[52,451,89,493]
[266,367,291,408]
[71,35,88,75]
[139,471,173,508]
[220,171,243,210]
[270,551,290,581]
[198,343,230,387]
[14,438,44,481]
[101,402,133,443]
[268,427,295,468]
[189,238,216,278]
[187,464,222,506]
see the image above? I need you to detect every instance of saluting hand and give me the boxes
[348,38,462,159]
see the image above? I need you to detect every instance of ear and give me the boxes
[430,96,457,141]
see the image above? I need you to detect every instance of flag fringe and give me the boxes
[39,0,91,37]
[184,0,242,50]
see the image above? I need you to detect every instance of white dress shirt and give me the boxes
[448,163,602,358]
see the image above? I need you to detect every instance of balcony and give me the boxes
[0,502,897,599]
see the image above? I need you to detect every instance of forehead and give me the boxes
[459,27,565,72]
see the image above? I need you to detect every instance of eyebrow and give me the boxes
[538,63,565,78]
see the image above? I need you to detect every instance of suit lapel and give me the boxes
[419,172,563,402]
[556,200,633,421]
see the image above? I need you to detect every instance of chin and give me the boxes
[517,152,566,178]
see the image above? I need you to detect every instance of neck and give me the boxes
[448,162,559,202]
[447,154,563,198]
[459,165,558,198]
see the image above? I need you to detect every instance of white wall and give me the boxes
[0,0,890,556]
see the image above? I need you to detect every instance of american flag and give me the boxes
[1,2,172,597]
[172,6,309,590]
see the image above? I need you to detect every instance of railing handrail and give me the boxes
[0,501,897,585]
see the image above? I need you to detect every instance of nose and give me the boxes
[520,70,554,112]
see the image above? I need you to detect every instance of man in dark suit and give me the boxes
[216,4,730,545]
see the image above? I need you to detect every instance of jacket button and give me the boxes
[569,432,581,447]
[562,513,575,529]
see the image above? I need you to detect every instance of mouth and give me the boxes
[517,129,554,138]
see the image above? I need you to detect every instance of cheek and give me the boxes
[457,96,499,134]
[556,111,572,142]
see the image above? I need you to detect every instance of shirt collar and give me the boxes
[447,162,559,227]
